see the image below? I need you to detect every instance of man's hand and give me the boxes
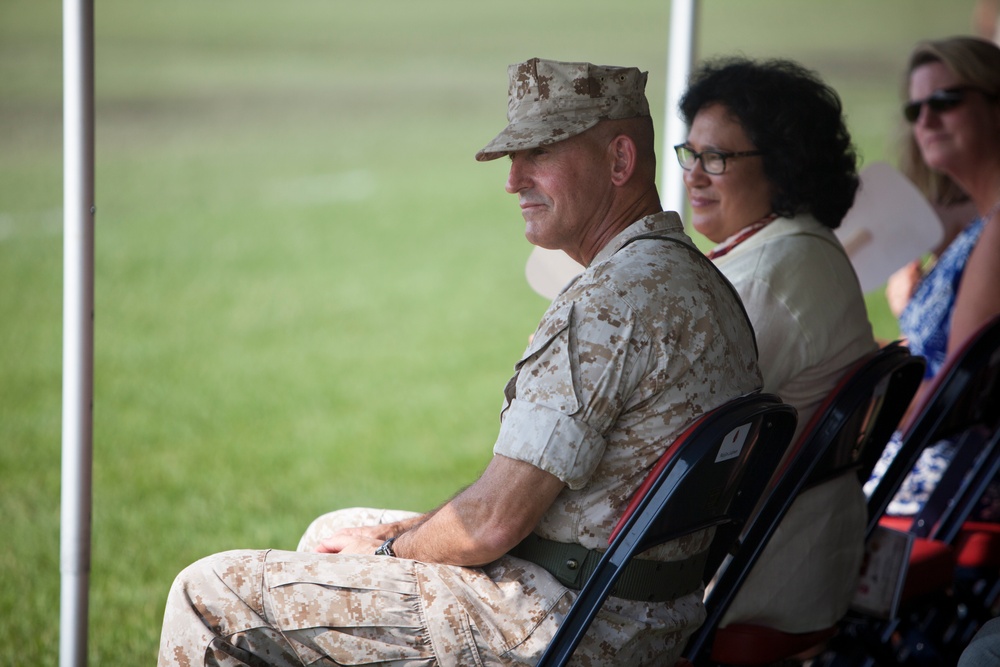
[308,457,564,564]
[313,525,395,554]
[392,455,565,566]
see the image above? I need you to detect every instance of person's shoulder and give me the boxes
[719,216,866,320]
[727,216,848,272]
[600,234,724,299]
[570,237,730,324]
[758,215,841,250]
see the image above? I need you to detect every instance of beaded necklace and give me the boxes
[706,213,779,260]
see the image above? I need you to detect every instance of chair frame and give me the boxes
[835,315,1000,666]
[684,343,924,666]
[911,426,1000,543]
[536,392,798,667]
[865,315,1000,538]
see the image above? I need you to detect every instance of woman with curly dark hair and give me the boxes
[677,57,876,637]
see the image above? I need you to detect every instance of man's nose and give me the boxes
[506,157,529,194]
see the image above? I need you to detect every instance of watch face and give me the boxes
[375,538,396,557]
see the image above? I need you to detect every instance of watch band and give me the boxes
[374,537,397,557]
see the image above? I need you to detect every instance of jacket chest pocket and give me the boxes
[502,301,579,417]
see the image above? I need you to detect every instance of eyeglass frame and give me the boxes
[903,86,984,124]
[673,144,764,175]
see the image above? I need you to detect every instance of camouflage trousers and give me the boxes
[157,508,700,666]
[156,508,508,667]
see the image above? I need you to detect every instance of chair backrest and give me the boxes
[682,343,924,665]
[777,342,925,491]
[536,392,797,667]
[911,425,1000,543]
[866,314,1000,537]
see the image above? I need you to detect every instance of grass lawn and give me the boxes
[0,0,978,663]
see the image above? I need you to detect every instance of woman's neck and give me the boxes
[953,158,1000,219]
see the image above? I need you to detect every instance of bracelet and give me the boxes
[374,537,397,557]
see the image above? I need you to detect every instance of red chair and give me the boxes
[535,392,798,667]
[682,343,924,666]
[866,426,1000,661]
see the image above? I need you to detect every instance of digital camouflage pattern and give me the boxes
[494,212,760,557]
[475,58,650,162]
[156,213,761,666]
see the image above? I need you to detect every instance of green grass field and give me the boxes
[0,1,979,663]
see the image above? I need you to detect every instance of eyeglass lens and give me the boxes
[675,147,727,175]
[903,88,968,123]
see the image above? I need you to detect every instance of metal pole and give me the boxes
[60,0,95,664]
[661,0,698,219]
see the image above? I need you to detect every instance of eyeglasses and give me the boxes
[674,144,763,175]
[903,86,976,123]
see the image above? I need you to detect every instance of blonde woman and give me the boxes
[867,36,1000,516]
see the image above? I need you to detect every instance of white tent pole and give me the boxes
[661,0,698,218]
[60,0,95,665]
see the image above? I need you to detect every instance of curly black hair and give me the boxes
[679,57,859,229]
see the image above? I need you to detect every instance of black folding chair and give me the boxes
[866,315,1000,537]
[908,424,1000,648]
[683,343,924,666]
[836,315,1000,666]
[917,426,1000,545]
[535,392,797,667]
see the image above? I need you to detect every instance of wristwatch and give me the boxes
[374,537,397,557]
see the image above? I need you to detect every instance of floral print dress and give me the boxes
[865,216,988,516]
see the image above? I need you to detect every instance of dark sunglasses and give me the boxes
[903,86,975,123]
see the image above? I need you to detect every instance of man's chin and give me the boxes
[524,228,557,250]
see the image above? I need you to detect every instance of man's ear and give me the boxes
[609,134,638,187]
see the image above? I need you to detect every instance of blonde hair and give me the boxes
[900,36,1000,205]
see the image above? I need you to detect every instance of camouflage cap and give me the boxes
[475,58,650,162]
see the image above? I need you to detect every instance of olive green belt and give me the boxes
[508,533,707,602]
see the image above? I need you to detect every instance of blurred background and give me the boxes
[0,0,983,663]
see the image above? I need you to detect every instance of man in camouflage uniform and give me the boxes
[157,58,761,666]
